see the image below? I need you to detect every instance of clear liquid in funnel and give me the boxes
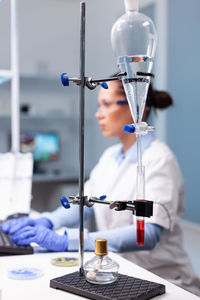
[118,56,153,124]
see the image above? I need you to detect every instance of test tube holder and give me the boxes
[50,1,166,299]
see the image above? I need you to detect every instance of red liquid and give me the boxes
[137,220,144,246]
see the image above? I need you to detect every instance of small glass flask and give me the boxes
[84,238,119,284]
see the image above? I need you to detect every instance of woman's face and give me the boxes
[96,81,133,138]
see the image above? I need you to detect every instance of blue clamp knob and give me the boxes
[60,196,70,209]
[124,124,136,134]
[61,73,69,86]
[101,82,108,89]
[99,195,107,201]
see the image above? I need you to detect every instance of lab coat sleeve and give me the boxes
[43,150,108,231]
[145,148,184,231]
[39,161,98,230]
[67,223,163,252]
[40,172,95,230]
[41,205,94,230]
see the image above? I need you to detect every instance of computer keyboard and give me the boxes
[0,220,33,255]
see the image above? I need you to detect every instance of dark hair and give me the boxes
[146,83,173,110]
[110,72,173,112]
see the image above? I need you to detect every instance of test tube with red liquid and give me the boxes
[136,217,144,246]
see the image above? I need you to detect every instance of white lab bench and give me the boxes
[0,251,199,300]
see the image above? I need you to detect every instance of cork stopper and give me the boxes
[95,238,108,256]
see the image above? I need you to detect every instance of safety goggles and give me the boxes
[96,99,128,116]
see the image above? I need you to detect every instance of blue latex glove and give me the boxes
[1,217,53,235]
[12,226,68,252]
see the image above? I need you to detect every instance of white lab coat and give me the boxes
[84,139,200,295]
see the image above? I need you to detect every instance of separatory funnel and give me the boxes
[111,0,157,124]
[111,0,157,246]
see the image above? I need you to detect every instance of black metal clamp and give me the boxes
[61,196,153,218]
[61,71,154,90]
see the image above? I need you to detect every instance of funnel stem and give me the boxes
[136,133,145,246]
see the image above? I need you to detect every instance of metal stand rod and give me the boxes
[79,1,85,276]
[11,0,20,153]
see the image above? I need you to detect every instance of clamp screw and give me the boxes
[60,196,70,209]
[101,82,108,89]
[61,73,69,86]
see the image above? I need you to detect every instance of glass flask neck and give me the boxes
[124,0,139,13]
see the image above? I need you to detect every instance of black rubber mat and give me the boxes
[50,271,165,300]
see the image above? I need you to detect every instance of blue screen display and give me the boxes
[20,132,59,162]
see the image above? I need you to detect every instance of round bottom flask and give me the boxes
[84,239,119,285]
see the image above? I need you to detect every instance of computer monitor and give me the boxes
[20,132,59,162]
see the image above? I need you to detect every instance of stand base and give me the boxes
[50,271,165,300]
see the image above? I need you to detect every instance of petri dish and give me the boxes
[8,267,44,280]
[51,257,78,267]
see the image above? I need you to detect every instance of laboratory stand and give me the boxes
[44,0,169,298]
[50,1,163,299]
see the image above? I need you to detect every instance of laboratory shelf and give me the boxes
[32,171,79,183]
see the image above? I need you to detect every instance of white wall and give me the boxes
[0,0,124,76]
[0,0,125,171]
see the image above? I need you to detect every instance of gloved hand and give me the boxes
[1,216,53,235]
[12,226,68,252]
